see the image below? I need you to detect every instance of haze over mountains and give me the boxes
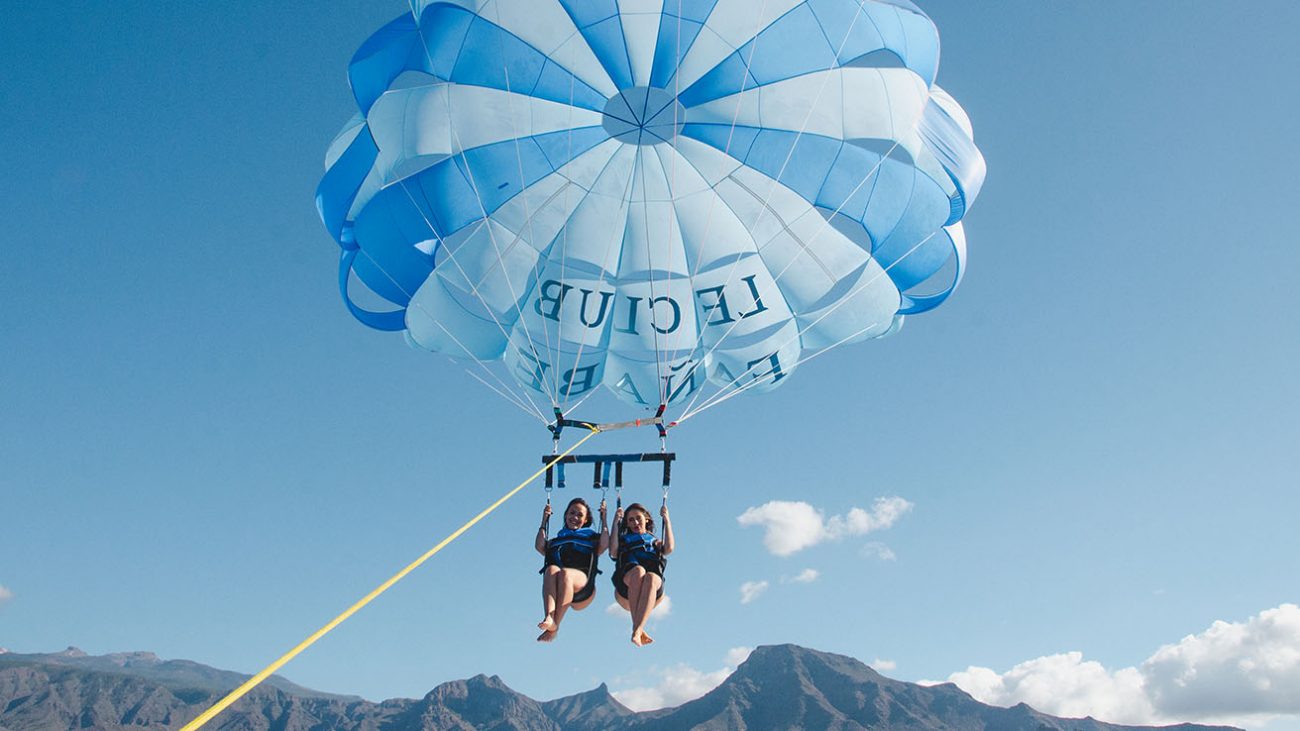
[0,644,1243,730]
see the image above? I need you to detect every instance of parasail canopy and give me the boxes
[317,0,985,423]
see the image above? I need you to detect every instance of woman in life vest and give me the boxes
[535,497,608,642]
[609,502,674,647]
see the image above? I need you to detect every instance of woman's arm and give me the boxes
[535,504,551,555]
[608,507,623,559]
[659,505,674,556]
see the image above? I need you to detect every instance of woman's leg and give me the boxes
[571,579,597,611]
[630,572,663,646]
[539,565,561,632]
[622,566,648,645]
[550,568,587,627]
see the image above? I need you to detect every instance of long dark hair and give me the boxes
[564,497,594,528]
[621,502,654,535]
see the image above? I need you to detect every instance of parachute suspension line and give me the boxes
[678,228,942,423]
[551,17,580,408]
[477,1,624,410]
[678,137,905,421]
[555,46,581,404]
[462,369,550,425]
[647,0,690,418]
[481,10,565,406]
[441,121,562,410]
[644,0,690,412]
[386,186,549,421]
[347,234,548,424]
[177,426,600,731]
[635,147,670,407]
[670,0,802,417]
[559,149,639,408]
[682,229,940,421]
[683,0,775,284]
[402,14,563,411]
[678,1,877,419]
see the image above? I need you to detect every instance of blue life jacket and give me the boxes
[547,527,600,573]
[618,532,659,569]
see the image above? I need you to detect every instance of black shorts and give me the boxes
[541,561,598,604]
[612,554,665,601]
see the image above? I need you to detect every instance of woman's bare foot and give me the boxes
[537,616,556,632]
[637,630,654,646]
[537,630,557,642]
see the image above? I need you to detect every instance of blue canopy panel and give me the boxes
[680,124,961,321]
[419,6,609,110]
[407,139,634,380]
[356,4,612,112]
[920,86,987,224]
[556,0,635,91]
[677,0,939,108]
[649,0,721,90]
[317,119,377,246]
[348,15,424,114]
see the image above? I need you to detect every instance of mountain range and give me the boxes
[0,644,1242,731]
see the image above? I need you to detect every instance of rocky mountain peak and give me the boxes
[0,646,1246,731]
[104,651,160,666]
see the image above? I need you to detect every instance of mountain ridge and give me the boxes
[0,644,1243,731]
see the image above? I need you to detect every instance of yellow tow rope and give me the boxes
[179,427,600,731]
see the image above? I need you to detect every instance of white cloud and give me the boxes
[1143,603,1300,717]
[613,664,731,712]
[737,498,914,556]
[736,501,825,556]
[0,585,12,606]
[946,652,1154,724]
[873,658,897,672]
[939,604,1300,727]
[861,542,897,561]
[612,647,753,712]
[826,497,913,536]
[739,580,769,604]
[787,568,820,584]
[604,595,672,620]
[726,646,754,667]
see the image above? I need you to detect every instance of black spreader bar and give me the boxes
[542,452,675,490]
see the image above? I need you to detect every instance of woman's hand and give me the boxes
[660,505,670,521]
[536,504,552,554]
[599,500,608,524]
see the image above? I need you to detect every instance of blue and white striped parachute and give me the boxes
[317,0,985,420]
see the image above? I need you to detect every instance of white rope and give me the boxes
[460,13,563,406]
[679,1,875,418]
[678,227,940,422]
[347,241,548,424]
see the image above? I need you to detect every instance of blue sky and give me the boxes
[3,2,1299,729]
